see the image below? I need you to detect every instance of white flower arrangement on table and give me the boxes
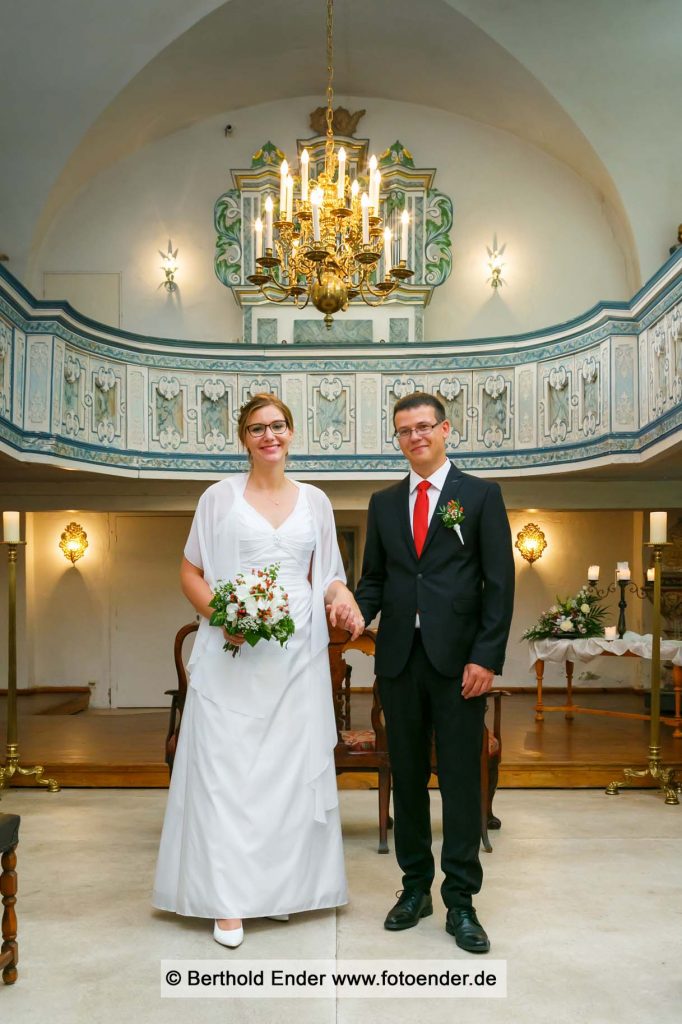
[522,586,607,641]
[209,563,295,657]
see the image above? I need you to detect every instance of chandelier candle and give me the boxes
[264,196,274,251]
[300,149,309,201]
[361,192,370,245]
[254,218,263,260]
[286,174,294,223]
[337,147,346,201]
[279,160,288,219]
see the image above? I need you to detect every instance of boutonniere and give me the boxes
[437,499,465,544]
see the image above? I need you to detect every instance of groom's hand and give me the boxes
[326,599,365,641]
[461,662,494,698]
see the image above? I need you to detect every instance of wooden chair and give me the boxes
[328,626,393,853]
[164,621,197,772]
[328,625,506,853]
[0,812,19,985]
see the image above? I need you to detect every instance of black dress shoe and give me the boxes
[445,908,490,953]
[384,889,433,931]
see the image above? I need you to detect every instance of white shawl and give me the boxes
[183,472,345,823]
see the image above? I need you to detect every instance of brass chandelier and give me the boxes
[247,0,414,329]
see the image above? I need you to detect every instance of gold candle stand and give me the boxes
[606,542,679,805]
[0,541,59,793]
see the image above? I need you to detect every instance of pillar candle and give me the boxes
[587,565,600,582]
[604,626,617,640]
[647,568,655,582]
[650,511,667,544]
[2,511,20,542]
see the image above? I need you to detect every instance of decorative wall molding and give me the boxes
[0,252,681,478]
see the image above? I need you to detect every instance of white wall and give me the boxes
[15,505,660,707]
[34,95,630,343]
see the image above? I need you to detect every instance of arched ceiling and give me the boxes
[2,0,681,288]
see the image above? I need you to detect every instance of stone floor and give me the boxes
[1,787,680,1023]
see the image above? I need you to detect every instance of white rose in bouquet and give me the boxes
[558,617,574,632]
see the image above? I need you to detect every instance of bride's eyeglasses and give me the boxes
[245,420,289,438]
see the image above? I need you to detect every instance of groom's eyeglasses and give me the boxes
[394,421,442,441]
[246,420,289,437]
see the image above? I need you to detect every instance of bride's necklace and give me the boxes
[247,479,288,506]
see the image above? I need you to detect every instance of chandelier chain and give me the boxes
[325,0,335,171]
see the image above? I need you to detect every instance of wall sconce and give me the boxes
[159,239,179,292]
[515,522,547,564]
[59,522,88,564]
[486,235,506,289]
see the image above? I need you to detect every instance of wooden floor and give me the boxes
[1,690,681,789]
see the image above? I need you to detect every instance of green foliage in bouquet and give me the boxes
[209,563,295,657]
[522,586,607,641]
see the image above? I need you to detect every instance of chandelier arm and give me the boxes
[260,283,297,304]
[358,274,393,308]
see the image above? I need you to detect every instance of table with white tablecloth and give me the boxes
[528,632,682,736]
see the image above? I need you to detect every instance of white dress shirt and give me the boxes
[409,458,452,626]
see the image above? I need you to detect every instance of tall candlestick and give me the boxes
[300,149,309,202]
[361,192,370,245]
[254,217,263,260]
[264,196,274,251]
[279,159,288,219]
[311,188,323,243]
[650,511,667,544]
[2,511,20,543]
[337,147,346,201]
[286,174,294,222]
[400,209,409,263]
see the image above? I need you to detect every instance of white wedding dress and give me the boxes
[152,479,348,919]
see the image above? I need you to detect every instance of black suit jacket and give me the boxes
[355,463,515,679]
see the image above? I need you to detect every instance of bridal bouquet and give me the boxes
[209,563,295,657]
[522,586,607,641]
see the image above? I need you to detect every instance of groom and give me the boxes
[354,392,514,953]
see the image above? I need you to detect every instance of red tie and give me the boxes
[413,480,431,557]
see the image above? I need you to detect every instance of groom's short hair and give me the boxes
[393,391,446,426]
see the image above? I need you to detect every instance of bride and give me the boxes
[152,393,364,947]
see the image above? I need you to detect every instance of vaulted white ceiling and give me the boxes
[2,0,680,288]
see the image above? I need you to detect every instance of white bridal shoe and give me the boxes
[213,920,244,948]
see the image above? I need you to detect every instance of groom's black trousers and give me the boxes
[377,630,486,910]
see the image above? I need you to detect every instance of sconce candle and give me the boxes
[647,568,656,582]
[649,511,667,544]
[2,511,20,543]
[587,565,600,582]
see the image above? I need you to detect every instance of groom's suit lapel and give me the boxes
[396,462,465,560]
[418,462,464,560]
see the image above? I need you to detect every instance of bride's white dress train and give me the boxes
[152,481,348,919]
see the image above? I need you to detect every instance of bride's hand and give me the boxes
[326,599,365,641]
[223,627,246,646]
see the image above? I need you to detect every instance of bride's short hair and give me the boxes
[237,393,294,450]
